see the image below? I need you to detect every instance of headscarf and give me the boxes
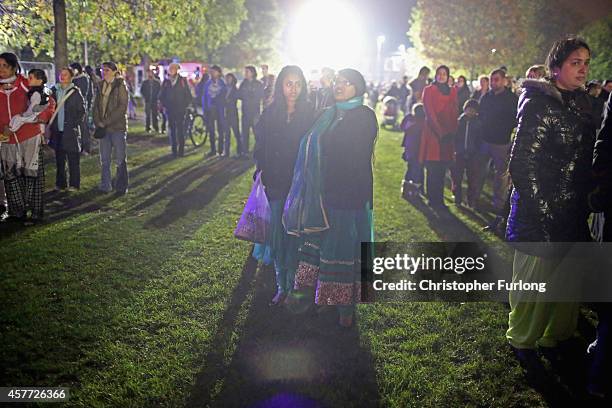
[338,68,366,97]
[433,65,451,96]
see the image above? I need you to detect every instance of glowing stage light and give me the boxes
[289,0,367,74]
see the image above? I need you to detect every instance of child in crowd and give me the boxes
[400,103,425,198]
[9,69,50,133]
[450,98,482,207]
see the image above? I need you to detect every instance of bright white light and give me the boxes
[289,0,366,75]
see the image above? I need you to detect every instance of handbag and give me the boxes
[234,172,271,243]
[93,126,106,139]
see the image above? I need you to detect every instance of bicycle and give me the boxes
[184,104,208,147]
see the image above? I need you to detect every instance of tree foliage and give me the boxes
[217,0,281,70]
[1,0,247,64]
[579,14,612,80]
[408,0,583,78]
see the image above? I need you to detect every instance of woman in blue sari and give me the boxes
[253,65,315,306]
[284,68,378,327]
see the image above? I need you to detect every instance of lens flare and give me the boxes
[288,0,367,74]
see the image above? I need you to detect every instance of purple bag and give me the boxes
[234,172,271,243]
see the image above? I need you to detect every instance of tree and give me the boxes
[0,1,54,58]
[408,0,582,78]
[1,0,247,65]
[53,0,68,69]
[217,0,281,70]
[580,14,612,80]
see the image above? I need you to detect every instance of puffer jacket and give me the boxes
[506,79,598,249]
[93,76,128,133]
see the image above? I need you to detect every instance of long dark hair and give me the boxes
[0,52,20,75]
[457,75,468,88]
[269,65,310,121]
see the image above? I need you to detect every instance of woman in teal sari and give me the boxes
[284,68,378,327]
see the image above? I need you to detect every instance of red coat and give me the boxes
[418,84,458,162]
[0,74,55,144]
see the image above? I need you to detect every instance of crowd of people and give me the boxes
[1,33,611,399]
[137,62,276,159]
[396,57,611,234]
[0,55,285,223]
[387,37,609,399]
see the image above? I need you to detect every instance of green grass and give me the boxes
[358,128,543,407]
[1,120,549,407]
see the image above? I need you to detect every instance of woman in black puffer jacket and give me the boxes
[505,37,599,370]
[506,78,597,246]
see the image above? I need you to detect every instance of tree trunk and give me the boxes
[53,0,69,72]
[141,53,150,72]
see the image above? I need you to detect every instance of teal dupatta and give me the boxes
[282,96,364,236]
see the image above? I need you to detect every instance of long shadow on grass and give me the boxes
[187,256,380,408]
[143,159,253,229]
[0,150,204,239]
[130,156,221,203]
[405,195,491,242]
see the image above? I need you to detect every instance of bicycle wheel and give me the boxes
[189,114,208,147]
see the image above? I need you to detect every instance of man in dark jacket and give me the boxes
[477,68,518,230]
[238,65,264,156]
[203,65,227,157]
[70,62,92,154]
[159,63,192,157]
[140,70,161,133]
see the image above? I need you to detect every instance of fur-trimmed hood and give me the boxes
[519,78,563,103]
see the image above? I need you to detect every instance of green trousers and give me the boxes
[506,250,579,349]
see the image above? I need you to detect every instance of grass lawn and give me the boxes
[0,118,591,407]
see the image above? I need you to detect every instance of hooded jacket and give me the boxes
[93,76,129,133]
[506,79,598,249]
